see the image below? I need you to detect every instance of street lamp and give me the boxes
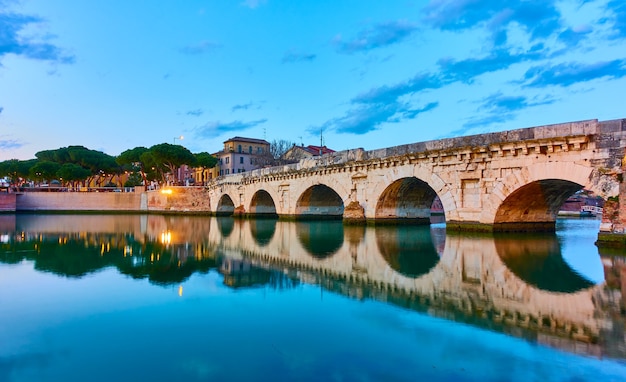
[173,135,184,145]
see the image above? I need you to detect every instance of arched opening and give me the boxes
[295,184,344,219]
[216,194,235,216]
[494,179,583,232]
[296,221,344,259]
[249,219,277,247]
[375,225,442,278]
[375,177,442,224]
[249,190,278,217]
[495,233,595,293]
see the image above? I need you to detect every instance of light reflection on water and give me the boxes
[0,214,625,381]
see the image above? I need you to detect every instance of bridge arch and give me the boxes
[295,184,344,219]
[249,189,278,217]
[375,177,440,223]
[216,193,236,216]
[485,162,608,231]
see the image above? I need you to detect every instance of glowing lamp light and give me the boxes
[161,188,173,195]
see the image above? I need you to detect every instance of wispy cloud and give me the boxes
[195,119,267,139]
[522,59,626,87]
[462,92,555,129]
[608,0,626,39]
[281,50,316,63]
[437,49,543,83]
[179,40,221,55]
[311,101,438,135]
[231,102,255,112]
[241,0,267,9]
[186,109,203,117]
[0,9,74,64]
[422,0,562,47]
[353,73,443,104]
[0,139,23,150]
[557,25,592,48]
[0,106,3,114]
[333,20,418,54]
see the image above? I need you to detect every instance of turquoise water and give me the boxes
[1,215,625,381]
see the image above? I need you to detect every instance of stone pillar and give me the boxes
[597,149,626,248]
[343,201,365,224]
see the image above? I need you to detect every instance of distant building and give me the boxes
[282,144,335,161]
[213,136,271,178]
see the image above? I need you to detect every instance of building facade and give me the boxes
[282,145,335,161]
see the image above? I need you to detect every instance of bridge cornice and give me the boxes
[210,134,594,190]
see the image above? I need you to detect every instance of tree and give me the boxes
[35,146,121,186]
[117,146,150,185]
[147,143,197,184]
[194,152,217,169]
[270,139,296,160]
[57,163,91,187]
[29,161,61,183]
[256,139,297,167]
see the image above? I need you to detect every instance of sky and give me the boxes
[1,0,625,161]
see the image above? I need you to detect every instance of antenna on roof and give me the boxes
[298,136,303,146]
[320,128,323,155]
[263,127,267,140]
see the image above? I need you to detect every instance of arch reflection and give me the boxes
[296,220,344,259]
[249,219,277,247]
[375,225,442,277]
[494,233,595,292]
[216,217,235,238]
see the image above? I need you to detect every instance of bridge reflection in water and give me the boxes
[1,214,624,361]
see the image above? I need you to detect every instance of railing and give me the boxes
[17,186,137,193]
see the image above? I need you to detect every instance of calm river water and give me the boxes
[1,214,626,381]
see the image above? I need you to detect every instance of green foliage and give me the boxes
[124,172,143,187]
[0,159,37,182]
[147,143,196,182]
[35,146,120,176]
[29,161,61,181]
[57,163,91,184]
[194,152,217,168]
[117,147,149,166]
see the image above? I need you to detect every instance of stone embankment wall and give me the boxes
[146,187,211,213]
[0,193,16,212]
[0,187,211,214]
[14,191,143,212]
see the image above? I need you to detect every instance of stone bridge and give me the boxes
[204,118,626,231]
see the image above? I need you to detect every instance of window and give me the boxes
[226,169,230,175]
[249,146,252,153]
[239,157,244,164]
[238,145,242,153]
[225,157,230,164]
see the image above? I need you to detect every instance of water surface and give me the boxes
[1,214,625,381]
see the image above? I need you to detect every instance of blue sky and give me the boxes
[1,0,625,160]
